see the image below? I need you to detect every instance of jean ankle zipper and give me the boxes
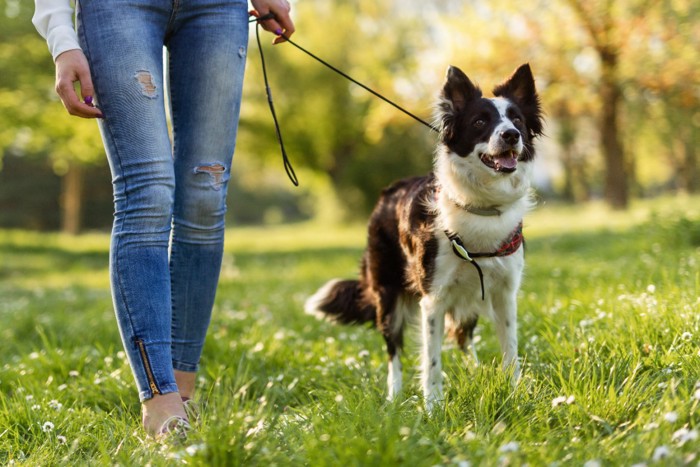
[134,338,161,395]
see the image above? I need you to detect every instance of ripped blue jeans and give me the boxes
[77,0,248,401]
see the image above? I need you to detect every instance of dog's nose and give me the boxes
[501,129,520,145]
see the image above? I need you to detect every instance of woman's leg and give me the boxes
[78,0,186,432]
[166,0,250,396]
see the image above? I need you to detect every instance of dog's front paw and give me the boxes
[423,385,444,415]
[506,358,522,388]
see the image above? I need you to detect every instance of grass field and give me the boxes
[1,196,699,465]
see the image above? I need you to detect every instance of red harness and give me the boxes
[443,222,525,300]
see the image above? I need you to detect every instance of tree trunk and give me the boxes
[599,50,628,209]
[61,163,83,235]
[679,131,699,193]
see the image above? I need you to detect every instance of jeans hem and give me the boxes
[139,383,180,403]
[172,361,199,373]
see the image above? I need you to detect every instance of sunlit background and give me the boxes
[1,0,698,233]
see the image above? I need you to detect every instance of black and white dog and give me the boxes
[305,64,543,411]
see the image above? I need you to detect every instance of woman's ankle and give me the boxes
[174,369,197,400]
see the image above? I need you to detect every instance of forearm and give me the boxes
[32,0,81,61]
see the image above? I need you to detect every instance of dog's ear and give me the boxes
[492,63,543,138]
[438,66,481,140]
[441,66,481,113]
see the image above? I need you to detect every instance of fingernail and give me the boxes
[275,29,283,35]
[84,96,93,105]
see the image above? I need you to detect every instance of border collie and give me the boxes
[305,64,543,412]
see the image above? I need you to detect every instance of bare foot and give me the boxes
[142,392,188,437]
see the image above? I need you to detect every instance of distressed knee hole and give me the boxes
[194,163,227,190]
[134,70,157,98]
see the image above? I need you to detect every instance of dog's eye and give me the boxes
[512,117,523,125]
[473,119,486,129]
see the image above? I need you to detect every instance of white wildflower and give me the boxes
[643,422,659,431]
[343,357,358,368]
[491,421,507,435]
[41,421,54,433]
[552,395,575,407]
[664,411,678,423]
[552,396,567,407]
[186,443,206,456]
[358,349,370,359]
[647,284,656,294]
[672,428,698,445]
[652,445,670,461]
[31,404,40,410]
[681,332,693,341]
[693,388,700,400]
[583,460,601,467]
[68,370,79,377]
[57,435,67,444]
[48,400,63,410]
[334,394,344,403]
[319,434,330,442]
[499,441,519,453]
[57,384,67,391]
[399,426,411,437]
[245,419,266,437]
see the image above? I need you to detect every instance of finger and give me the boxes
[77,67,95,105]
[249,9,282,33]
[250,7,294,43]
[56,80,103,119]
[274,12,295,39]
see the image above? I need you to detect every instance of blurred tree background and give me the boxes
[1,0,698,233]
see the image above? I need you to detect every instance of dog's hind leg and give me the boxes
[420,294,446,414]
[455,316,480,366]
[377,288,406,401]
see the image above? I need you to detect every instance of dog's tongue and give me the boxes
[494,153,518,171]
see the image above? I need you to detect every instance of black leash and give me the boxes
[252,15,299,186]
[250,14,439,186]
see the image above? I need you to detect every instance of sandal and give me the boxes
[182,398,201,424]
[156,415,191,442]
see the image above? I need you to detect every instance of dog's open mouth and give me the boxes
[479,150,519,173]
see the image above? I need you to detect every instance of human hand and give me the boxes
[54,49,103,119]
[250,0,295,44]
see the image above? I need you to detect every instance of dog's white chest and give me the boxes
[431,237,524,321]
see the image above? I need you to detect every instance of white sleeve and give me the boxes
[32,0,82,61]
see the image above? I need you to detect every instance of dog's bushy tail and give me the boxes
[304,279,377,326]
